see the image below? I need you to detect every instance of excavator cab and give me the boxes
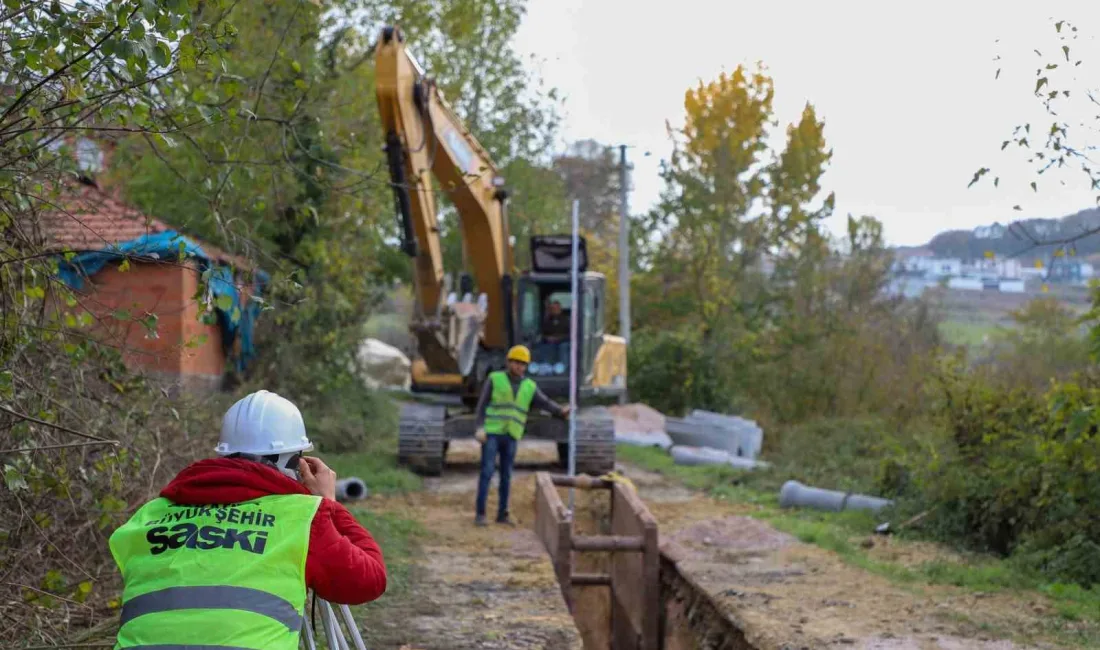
[514,235,606,401]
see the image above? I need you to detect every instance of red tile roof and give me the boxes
[39,181,253,270]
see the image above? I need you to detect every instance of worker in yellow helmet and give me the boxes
[473,344,571,526]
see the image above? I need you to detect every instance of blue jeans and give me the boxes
[476,433,517,519]
[536,341,570,365]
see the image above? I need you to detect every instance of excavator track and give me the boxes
[397,402,447,476]
[558,406,616,476]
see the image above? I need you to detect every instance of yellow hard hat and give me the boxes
[506,345,531,364]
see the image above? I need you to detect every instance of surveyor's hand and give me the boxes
[299,456,337,501]
[561,405,572,419]
[475,428,487,444]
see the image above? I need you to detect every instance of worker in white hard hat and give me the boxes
[107,390,386,650]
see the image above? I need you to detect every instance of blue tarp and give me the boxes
[56,230,268,372]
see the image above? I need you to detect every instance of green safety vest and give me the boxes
[484,370,537,440]
[108,493,322,650]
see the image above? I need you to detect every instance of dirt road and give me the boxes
[351,441,582,650]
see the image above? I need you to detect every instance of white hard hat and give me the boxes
[215,390,314,456]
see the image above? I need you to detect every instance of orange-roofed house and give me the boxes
[36,137,265,394]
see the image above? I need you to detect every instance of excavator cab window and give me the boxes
[516,278,580,378]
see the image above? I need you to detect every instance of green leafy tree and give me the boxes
[357,0,560,164]
[351,0,567,281]
[0,1,237,643]
[638,65,834,331]
[109,0,571,441]
[1,0,567,641]
[628,67,940,426]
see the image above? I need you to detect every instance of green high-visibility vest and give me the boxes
[108,493,322,650]
[484,370,537,440]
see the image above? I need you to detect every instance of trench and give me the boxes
[564,552,762,650]
[541,474,761,650]
[369,439,762,649]
[656,553,759,650]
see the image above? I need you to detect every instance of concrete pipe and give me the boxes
[778,480,892,514]
[670,445,769,471]
[335,477,369,502]
[727,455,770,471]
[670,445,731,466]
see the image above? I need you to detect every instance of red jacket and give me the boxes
[160,457,387,605]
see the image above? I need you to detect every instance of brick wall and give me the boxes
[72,260,226,389]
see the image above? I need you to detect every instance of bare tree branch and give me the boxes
[0,404,118,444]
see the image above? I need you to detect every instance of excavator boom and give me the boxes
[375,26,513,361]
[376,25,620,478]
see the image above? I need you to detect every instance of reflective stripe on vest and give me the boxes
[484,371,537,440]
[123,647,255,650]
[120,585,303,630]
[108,493,322,650]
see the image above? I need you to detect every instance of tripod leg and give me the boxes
[319,599,341,650]
[323,599,352,650]
[302,611,318,650]
[338,603,368,650]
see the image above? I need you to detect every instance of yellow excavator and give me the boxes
[374,25,626,476]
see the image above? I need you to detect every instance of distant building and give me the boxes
[1046,259,1095,284]
[973,223,1007,239]
[1000,258,1022,279]
[1020,266,1046,281]
[897,256,962,278]
[999,279,1026,293]
[964,257,1022,280]
[948,277,983,291]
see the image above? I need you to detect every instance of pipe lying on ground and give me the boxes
[689,409,764,460]
[778,480,892,514]
[335,477,369,502]
[669,445,770,470]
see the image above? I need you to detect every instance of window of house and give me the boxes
[76,138,104,173]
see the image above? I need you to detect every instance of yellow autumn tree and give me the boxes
[637,64,834,333]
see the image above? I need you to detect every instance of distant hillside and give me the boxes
[913,208,1100,262]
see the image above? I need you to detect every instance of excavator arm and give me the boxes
[375,26,514,378]
[377,28,620,478]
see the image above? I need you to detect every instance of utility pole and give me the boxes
[617,144,631,405]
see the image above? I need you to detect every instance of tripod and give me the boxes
[301,594,368,650]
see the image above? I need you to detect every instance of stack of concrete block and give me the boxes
[665,409,763,460]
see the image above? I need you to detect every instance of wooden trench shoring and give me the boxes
[534,472,660,650]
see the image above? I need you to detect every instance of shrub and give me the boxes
[0,346,228,644]
[627,326,745,417]
[738,416,905,496]
[241,274,396,454]
[899,360,1100,586]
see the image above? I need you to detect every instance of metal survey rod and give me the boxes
[567,199,580,515]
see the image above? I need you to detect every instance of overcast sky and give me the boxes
[512,0,1100,247]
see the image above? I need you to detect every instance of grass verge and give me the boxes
[316,432,422,496]
[349,508,424,598]
[330,442,427,642]
[939,319,1000,348]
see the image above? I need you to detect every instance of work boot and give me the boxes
[496,513,516,527]
[474,515,488,527]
